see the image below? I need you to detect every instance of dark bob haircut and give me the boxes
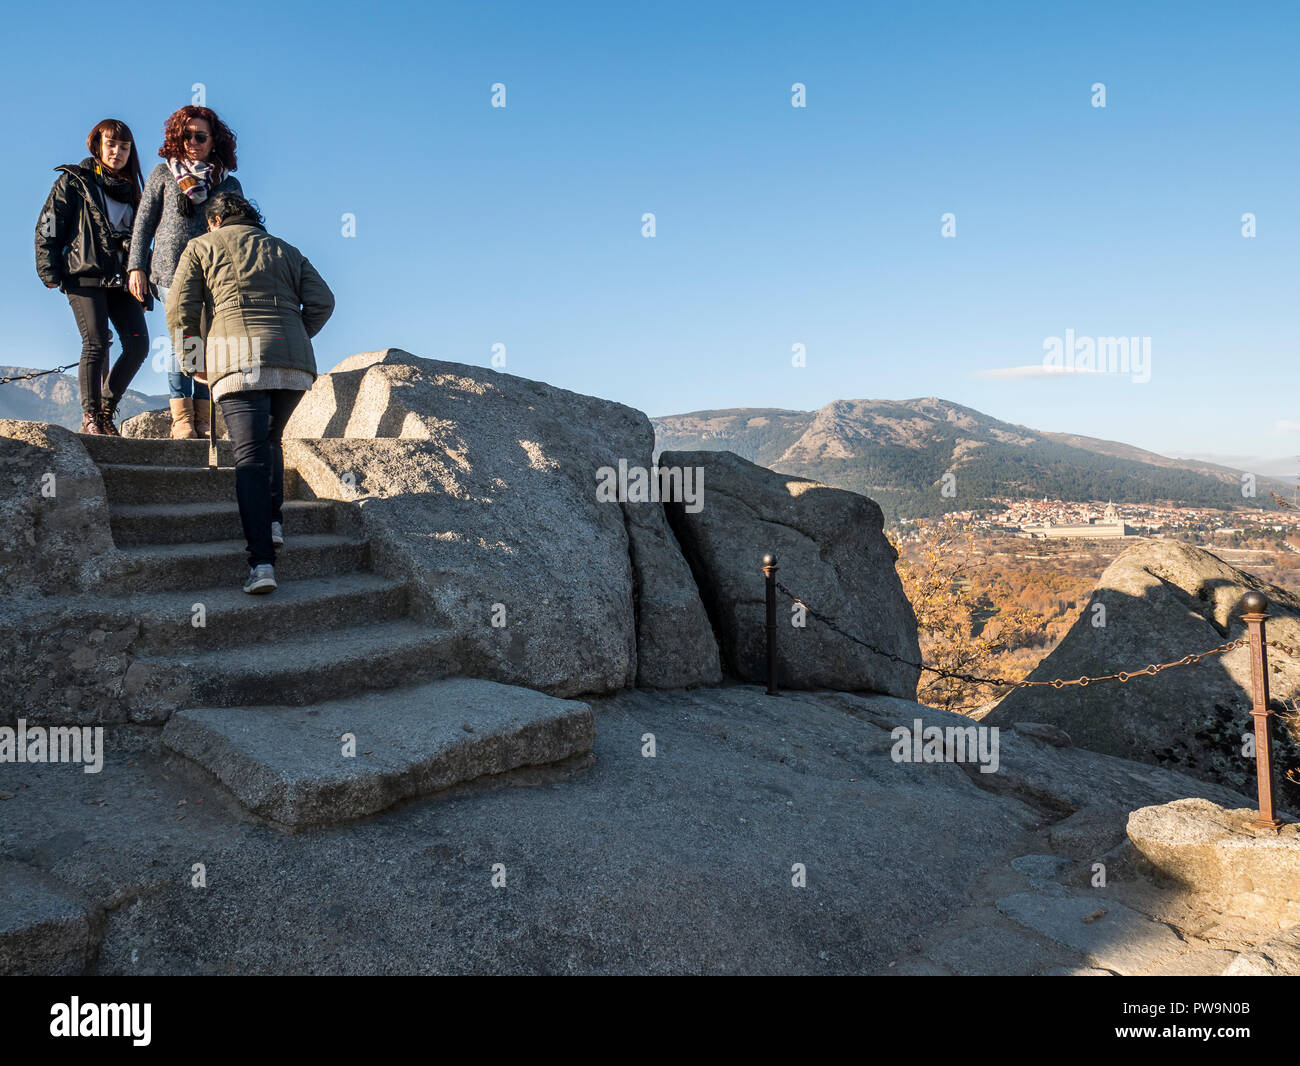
[204,192,264,227]
[86,118,143,207]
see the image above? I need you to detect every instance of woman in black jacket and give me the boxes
[35,119,152,435]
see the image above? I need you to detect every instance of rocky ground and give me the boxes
[3,357,1295,976]
[3,685,1291,976]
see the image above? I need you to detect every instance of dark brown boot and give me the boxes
[80,410,105,435]
[99,401,121,437]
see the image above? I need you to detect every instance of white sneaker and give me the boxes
[271,521,284,547]
[243,564,277,594]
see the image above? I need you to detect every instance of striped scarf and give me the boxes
[167,156,219,205]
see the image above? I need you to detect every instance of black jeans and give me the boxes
[217,389,305,568]
[65,284,149,413]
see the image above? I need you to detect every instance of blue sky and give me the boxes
[3,0,1296,460]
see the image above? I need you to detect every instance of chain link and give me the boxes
[775,579,1249,691]
[1267,639,1300,662]
[0,364,76,386]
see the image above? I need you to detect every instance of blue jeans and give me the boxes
[168,371,209,401]
[217,389,306,568]
[156,286,209,400]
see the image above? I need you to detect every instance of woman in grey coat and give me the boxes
[127,105,241,439]
[168,193,335,594]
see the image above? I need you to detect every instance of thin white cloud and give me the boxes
[1275,420,1300,435]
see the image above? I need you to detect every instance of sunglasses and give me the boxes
[183,131,210,144]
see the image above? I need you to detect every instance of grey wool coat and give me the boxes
[127,162,243,287]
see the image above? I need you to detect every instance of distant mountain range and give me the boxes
[0,366,166,430]
[652,398,1291,521]
[4,371,1287,522]
[1172,451,1300,483]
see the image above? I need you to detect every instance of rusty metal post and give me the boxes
[762,553,778,696]
[1241,591,1283,832]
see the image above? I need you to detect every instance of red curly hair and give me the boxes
[157,106,237,178]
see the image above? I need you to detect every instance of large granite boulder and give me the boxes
[283,350,721,697]
[986,539,1300,810]
[0,421,138,731]
[657,449,920,698]
[0,420,122,597]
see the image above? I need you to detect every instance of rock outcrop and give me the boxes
[1127,798,1300,927]
[281,349,722,695]
[0,419,123,597]
[6,352,928,705]
[658,449,920,699]
[0,431,599,828]
[986,539,1300,809]
[1,354,929,729]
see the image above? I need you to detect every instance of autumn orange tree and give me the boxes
[892,517,1042,715]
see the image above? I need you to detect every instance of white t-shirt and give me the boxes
[103,195,134,233]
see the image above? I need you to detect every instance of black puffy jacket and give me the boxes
[35,164,141,295]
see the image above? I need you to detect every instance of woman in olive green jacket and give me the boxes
[166,192,335,594]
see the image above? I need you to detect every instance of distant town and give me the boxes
[889,493,1300,708]
[892,497,1300,546]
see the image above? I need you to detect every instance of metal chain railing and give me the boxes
[1267,638,1300,662]
[760,555,1290,830]
[0,364,76,386]
[775,577,1246,691]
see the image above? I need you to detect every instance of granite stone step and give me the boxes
[0,861,92,976]
[141,619,462,709]
[82,435,235,467]
[62,572,411,653]
[98,463,302,506]
[110,499,338,547]
[103,533,369,593]
[161,678,596,828]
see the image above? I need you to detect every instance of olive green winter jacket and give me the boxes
[165,218,334,387]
